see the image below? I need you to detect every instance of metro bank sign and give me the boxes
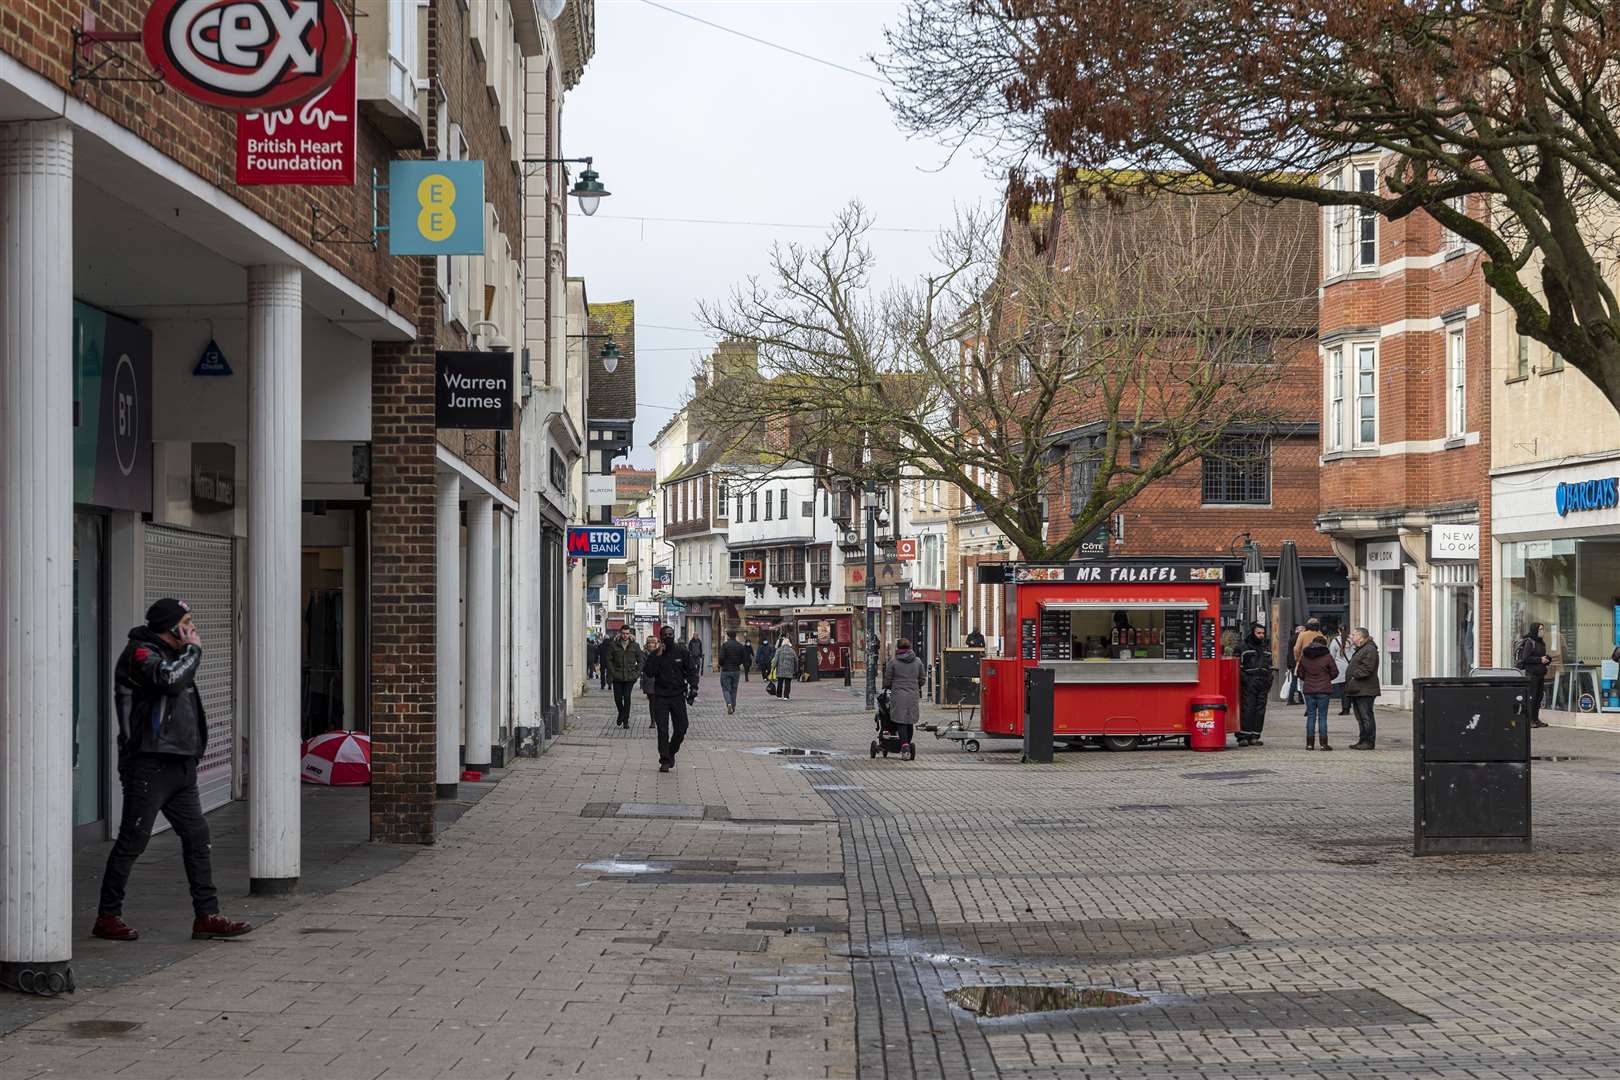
[143,0,353,112]
[566,527,626,560]
[1555,477,1620,517]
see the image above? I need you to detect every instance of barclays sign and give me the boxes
[1555,477,1620,516]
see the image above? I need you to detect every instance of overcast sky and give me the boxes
[565,0,998,468]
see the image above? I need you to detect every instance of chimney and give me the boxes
[693,373,708,394]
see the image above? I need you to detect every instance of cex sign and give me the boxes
[143,0,353,112]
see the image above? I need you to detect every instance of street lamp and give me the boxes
[470,320,510,352]
[522,156,612,216]
[599,340,622,374]
[863,483,881,710]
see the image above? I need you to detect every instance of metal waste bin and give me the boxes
[1189,695,1228,752]
[1413,676,1531,855]
[1023,665,1054,763]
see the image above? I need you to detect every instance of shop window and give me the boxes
[1201,436,1271,506]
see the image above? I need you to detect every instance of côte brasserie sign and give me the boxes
[143,0,353,113]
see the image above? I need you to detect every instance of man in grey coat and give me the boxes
[1344,627,1381,750]
[882,638,927,740]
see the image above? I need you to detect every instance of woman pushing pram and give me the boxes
[871,638,926,761]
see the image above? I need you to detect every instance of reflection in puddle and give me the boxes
[784,763,835,772]
[577,858,667,874]
[747,746,836,757]
[945,984,1147,1018]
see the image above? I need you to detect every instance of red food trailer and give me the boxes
[973,561,1241,751]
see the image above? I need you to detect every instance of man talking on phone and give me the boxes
[93,599,252,942]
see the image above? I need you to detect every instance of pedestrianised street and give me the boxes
[3,680,1616,1080]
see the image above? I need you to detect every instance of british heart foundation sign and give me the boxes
[235,49,355,185]
[144,0,353,113]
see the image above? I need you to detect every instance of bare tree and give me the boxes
[697,195,1316,561]
[882,0,1620,413]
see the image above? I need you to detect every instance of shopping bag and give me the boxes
[1277,671,1294,702]
[766,680,779,697]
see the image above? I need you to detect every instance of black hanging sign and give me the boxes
[436,351,515,430]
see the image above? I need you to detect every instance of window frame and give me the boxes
[1352,342,1378,449]
[1326,345,1345,453]
[1514,333,1530,380]
[1441,194,1468,254]
[1200,435,1273,507]
[1446,322,1467,439]
[764,489,774,521]
[1355,166,1378,269]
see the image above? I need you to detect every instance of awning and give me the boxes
[1040,599,1209,610]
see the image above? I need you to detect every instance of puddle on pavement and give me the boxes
[297,927,354,935]
[945,985,1147,1018]
[747,746,838,757]
[784,763,835,772]
[577,858,668,874]
[62,1020,142,1038]
[811,784,865,791]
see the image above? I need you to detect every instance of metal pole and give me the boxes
[865,487,878,710]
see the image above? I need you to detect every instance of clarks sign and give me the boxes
[143,0,353,113]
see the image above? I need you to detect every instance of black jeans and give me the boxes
[650,696,689,765]
[99,756,219,918]
[1350,695,1377,745]
[776,676,793,699]
[1239,679,1269,735]
[612,680,636,725]
[1526,673,1546,724]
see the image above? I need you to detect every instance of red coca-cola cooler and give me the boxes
[975,560,1239,751]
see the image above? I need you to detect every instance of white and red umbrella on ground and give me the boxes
[300,731,371,786]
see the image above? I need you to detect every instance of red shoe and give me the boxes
[192,914,252,940]
[92,915,139,941]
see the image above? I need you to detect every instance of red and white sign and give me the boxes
[235,50,354,185]
[144,0,353,113]
[895,537,918,562]
[742,559,764,581]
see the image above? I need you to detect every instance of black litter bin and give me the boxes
[1413,676,1531,855]
[1023,665,1054,764]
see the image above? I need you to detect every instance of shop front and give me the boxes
[790,606,853,677]
[1494,458,1620,725]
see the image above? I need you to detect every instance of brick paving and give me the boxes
[0,677,1616,1079]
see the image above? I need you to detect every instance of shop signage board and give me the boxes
[566,527,626,559]
[1078,523,1110,557]
[633,600,661,618]
[1554,476,1619,516]
[143,0,353,112]
[193,339,232,376]
[235,49,356,185]
[1365,541,1401,570]
[895,537,917,561]
[979,562,1225,585]
[435,351,513,429]
[74,302,153,513]
[389,160,485,255]
[1431,524,1479,560]
[865,593,883,609]
[586,474,617,506]
[614,515,656,538]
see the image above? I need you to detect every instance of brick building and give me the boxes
[1315,159,1492,706]
[0,0,596,991]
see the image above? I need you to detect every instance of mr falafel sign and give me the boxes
[143,0,353,113]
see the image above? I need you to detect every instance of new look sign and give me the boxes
[1555,477,1619,517]
[435,352,514,430]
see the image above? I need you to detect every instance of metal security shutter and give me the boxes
[145,526,237,813]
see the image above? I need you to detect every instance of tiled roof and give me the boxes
[587,300,636,423]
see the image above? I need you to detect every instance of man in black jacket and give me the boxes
[93,599,252,943]
[717,629,750,714]
[1237,623,1273,747]
[644,625,699,771]
[1513,622,1552,728]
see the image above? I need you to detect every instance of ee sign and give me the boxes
[389,160,486,256]
[143,0,353,112]
[566,527,626,560]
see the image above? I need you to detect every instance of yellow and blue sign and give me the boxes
[389,160,485,256]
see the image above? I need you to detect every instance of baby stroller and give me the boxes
[869,689,916,760]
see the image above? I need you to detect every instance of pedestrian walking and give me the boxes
[1513,622,1553,728]
[586,634,598,681]
[603,625,644,729]
[643,625,699,772]
[1329,627,1352,714]
[756,637,775,683]
[882,638,927,744]
[1344,627,1381,749]
[94,599,252,943]
[1237,623,1272,747]
[1294,631,1337,751]
[741,638,755,682]
[597,636,611,690]
[965,627,986,648]
[1284,623,1307,703]
[771,635,799,699]
[717,629,750,715]
[687,630,706,685]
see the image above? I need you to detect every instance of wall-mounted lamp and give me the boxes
[471,320,511,352]
[521,155,612,216]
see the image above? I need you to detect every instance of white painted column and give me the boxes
[436,473,462,796]
[247,265,302,895]
[0,120,74,995]
[464,493,494,770]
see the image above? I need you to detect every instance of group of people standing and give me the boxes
[1239,619,1383,750]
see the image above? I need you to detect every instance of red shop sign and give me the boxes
[235,50,354,185]
[144,0,353,113]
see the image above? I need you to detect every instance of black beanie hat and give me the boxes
[146,598,190,634]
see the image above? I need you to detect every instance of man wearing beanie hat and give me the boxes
[93,599,251,943]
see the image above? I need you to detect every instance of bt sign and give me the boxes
[143,0,353,112]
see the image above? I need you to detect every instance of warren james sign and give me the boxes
[436,352,514,429]
[143,0,353,112]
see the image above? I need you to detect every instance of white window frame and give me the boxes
[1353,342,1378,448]
[1326,345,1345,453]
[387,0,419,112]
[1324,171,1347,277]
[1354,166,1378,269]
[1446,322,1467,439]
[1441,195,1468,253]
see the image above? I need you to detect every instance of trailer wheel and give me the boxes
[964,739,980,753]
[1101,735,1141,752]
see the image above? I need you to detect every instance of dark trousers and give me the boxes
[99,756,219,918]
[743,665,751,682]
[650,696,689,765]
[598,665,609,689]
[1239,680,1269,735]
[612,680,636,725]
[1526,673,1545,724]
[1350,696,1377,745]
[719,671,740,707]
[776,676,793,699]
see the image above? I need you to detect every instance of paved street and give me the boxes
[2,677,1617,1080]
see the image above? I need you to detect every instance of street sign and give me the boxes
[865,593,883,610]
[435,351,514,429]
[895,538,917,561]
[565,527,626,559]
[389,160,486,255]
[665,597,686,613]
[236,49,356,185]
[143,0,353,112]
[586,474,616,506]
[743,559,764,581]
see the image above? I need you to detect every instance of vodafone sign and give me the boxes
[143,0,353,112]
